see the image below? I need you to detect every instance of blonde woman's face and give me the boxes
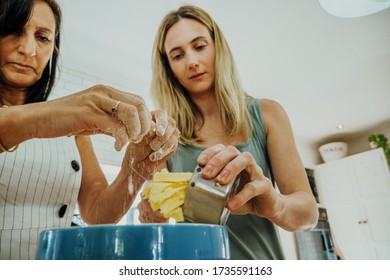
[164,18,216,96]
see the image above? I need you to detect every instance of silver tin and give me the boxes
[183,165,240,225]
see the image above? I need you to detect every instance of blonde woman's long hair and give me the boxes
[151,5,252,145]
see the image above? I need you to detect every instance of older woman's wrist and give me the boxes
[0,105,31,150]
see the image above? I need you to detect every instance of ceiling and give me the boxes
[56,0,390,146]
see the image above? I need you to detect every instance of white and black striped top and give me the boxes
[0,137,82,260]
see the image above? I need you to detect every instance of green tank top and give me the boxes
[168,98,285,260]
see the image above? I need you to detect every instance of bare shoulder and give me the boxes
[258,98,290,130]
[259,98,285,114]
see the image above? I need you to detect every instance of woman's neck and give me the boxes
[189,90,218,117]
[0,84,27,106]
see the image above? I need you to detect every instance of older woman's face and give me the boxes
[164,18,216,96]
[0,0,56,88]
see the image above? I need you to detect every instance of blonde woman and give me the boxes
[138,5,318,260]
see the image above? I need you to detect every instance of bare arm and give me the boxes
[76,135,134,224]
[259,98,318,231]
[0,85,151,153]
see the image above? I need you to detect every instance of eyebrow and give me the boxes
[167,36,208,55]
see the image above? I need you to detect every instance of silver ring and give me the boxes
[111,100,121,115]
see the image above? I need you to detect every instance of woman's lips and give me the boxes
[10,62,34,71]
[189,73,205,79]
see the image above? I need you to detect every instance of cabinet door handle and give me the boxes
[358,220,368,224]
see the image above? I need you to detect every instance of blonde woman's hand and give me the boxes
[197,144,280,218]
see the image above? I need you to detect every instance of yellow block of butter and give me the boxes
[142,170,193,221]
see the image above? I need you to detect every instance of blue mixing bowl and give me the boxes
[36,224,230,260]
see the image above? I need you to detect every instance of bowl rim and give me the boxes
[40,223,227,233]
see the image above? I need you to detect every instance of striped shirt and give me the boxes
[0,137,82,260]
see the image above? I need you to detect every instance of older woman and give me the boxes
[0,0,179,259]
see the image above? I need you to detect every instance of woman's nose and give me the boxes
[187,53,199,69]
[18,34,37,58]
[188,62,199,69]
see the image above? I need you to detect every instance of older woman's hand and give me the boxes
[119,109,179,198]
[122,109,179,176]
[29,85,152,151]
[137,198,169,223]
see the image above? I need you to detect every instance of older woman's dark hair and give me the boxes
[0,0,32,38]
[0,0,62,103]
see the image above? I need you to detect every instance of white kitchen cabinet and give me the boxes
[315,148,390,260]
